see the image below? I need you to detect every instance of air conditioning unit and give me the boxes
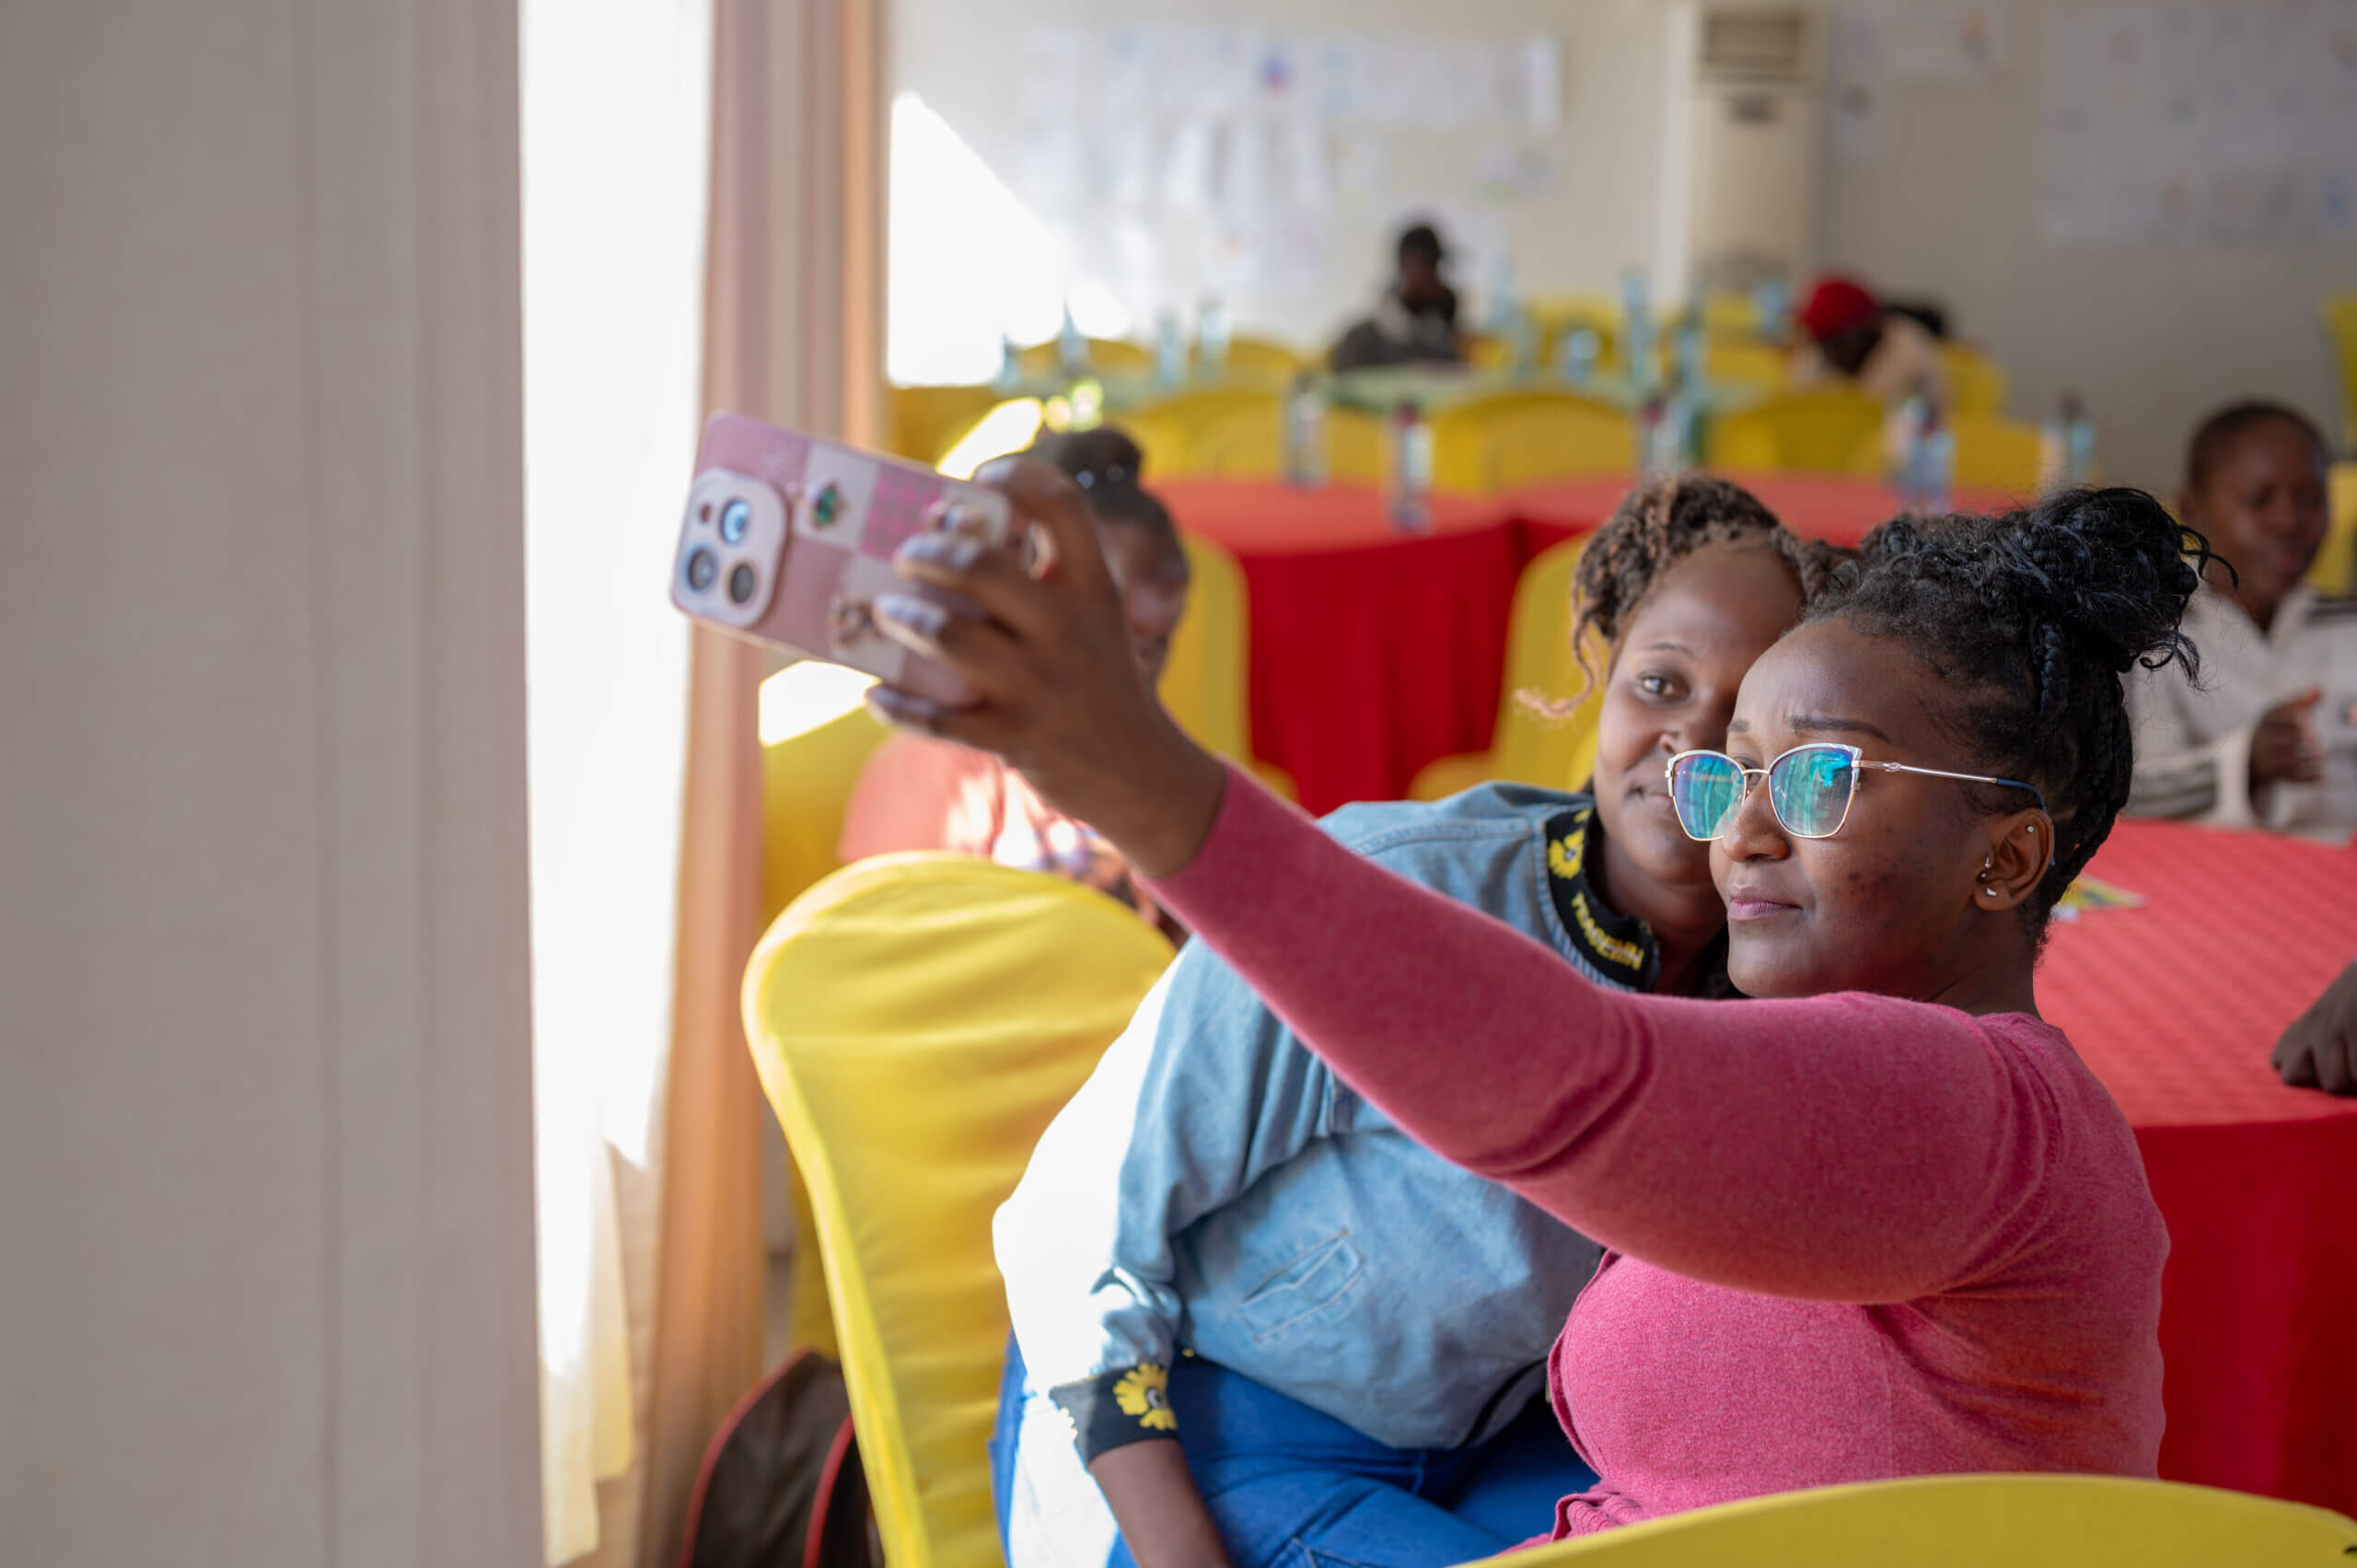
[1655,3,1825,300]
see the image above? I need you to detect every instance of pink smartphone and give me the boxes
[668,412,1015,704]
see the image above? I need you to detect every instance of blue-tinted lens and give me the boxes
[1669,753,1745,841]
[1769,746,1857,838]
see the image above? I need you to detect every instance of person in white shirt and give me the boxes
[2125,401,2356,843]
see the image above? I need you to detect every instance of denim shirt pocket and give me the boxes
[1234,1231,1367,1343]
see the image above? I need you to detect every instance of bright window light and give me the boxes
[936,398,1045,480]
[758,660,879,747]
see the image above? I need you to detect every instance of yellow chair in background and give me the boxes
[1411,537,1600,800]
[1465,1473,2355,1566]
[1431,392,1632,494]
[743,855,1176,1568]
[1702,336,1791,389]
[1122,388,1281,477]
[1016,337,1153,377]
[1707,389,1886,476]
[2320,295,2357,448]
[889,383,1004,466]
[1942,343,2010,417]
[1219,336,1304,378]
[2313,459,2356,595]
[1947,412,2045,500]
[1162,533,1297,800]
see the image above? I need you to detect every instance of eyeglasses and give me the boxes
[1665,743,2047,842]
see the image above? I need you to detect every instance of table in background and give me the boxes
[1160,481,1575,815]
[1506,472,2029,550]
[2038,819,2357,1515]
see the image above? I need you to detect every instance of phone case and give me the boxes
[668,412,1015,704]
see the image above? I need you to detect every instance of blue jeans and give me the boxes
[989,1340,1596,1568]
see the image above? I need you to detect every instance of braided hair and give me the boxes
[1547,475,1845,709]
[1812,487,2210,935]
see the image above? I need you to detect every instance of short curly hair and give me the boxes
[1554,474,1845,703]
[1811,488,2208,935]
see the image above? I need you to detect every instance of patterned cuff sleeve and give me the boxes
[1048,1363,1179,1463]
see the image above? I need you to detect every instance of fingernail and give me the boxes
[897,531,983,571]
[865,685,946,733]
[873,592,947,652]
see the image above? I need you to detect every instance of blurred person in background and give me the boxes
[838,426,1191,935]
[2125,401,2354,843]
[1329,222,1463,371]
[1786,273,1948,409]
[2275,959,2357,1096]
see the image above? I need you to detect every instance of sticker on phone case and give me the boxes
[795,446,879,548]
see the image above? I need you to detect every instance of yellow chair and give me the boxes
[1161,533,1297,800]
[2320,295,2357,448]
[1431,392,1633,494]
[1707,389,1887,476]
[1121,388,1282,477]
[1701,336,1791,389]
[1942,343,2010,417]
[1947,412,2045,499]
[889,383,1005,466]
[1411,537,1601,799]
[2313,459,2356,595]
[743,855,1176,1568]
[1016,337,1154,377]
[1464,1473,2356,1566]
[1219,336,1304,378]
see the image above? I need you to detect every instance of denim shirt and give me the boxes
[994,784,1657,1455]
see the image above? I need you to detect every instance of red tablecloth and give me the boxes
[1160,473,2015,814]
[2039,819,2357,1513]
[1506,471,2029,549]
[1160,481,1575,815]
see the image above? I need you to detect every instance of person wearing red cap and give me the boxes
[1788,273,1947,408]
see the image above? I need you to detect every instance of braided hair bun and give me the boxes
[1026,424,1178,552]
[1818,487,2210,924]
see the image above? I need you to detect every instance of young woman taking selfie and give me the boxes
[990,481,1837,1568]
[866,467,2201,1546]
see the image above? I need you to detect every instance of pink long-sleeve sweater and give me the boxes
[1147,769,2166,1538]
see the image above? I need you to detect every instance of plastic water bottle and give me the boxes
[1557,325,1601,387]
[1197,295,1231,382]
[1752,277,1792,340]
[1387,399,1434,531]
[994,332,1023,391]
[1673,314,1706,389]
[1056,302,1088,378]
[1485,256,1520,336]
[1154,309,1188,388]
[1661,381,1699,471]
[1897,392,1954,514]
[1635,393,1668,476]
[2040,393,2097,491]
[1621,272,1657,393]
[1283,373,1327,489]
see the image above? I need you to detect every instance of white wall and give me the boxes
[889,0,1675,372]
[0,5,541,1563]
[1822,0,2356,494]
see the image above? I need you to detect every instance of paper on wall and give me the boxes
[1019,28,1084,124]
[1880,0,2006,81]
[1516,35,1562,131]
[1283,117,1333,208]
[1829,7,1889,165]
[1163,118,1216,213]
[1301,32,1370,120]
[1336,129,1389,207]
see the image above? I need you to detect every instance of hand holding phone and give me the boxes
[668,412,1015,704]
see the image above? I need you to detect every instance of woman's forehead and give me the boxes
[1731,619,1924,748]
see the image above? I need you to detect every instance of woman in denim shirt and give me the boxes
[990,479,1841,1568]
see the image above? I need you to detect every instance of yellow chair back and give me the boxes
[1466,1473,2356,1566]
[743,856,1174,1568]
[1016,337,1154,377]
[1161,533,1252,764]
[2320,295,2357,447]
[1431,393,1633,494]
[890,384,1006,466]
[1702,337,1791,389]
[1411,536,1601,799]
[1707,389,1886,476]
[2314,459,2356,595]
[1220,336,1303,378]
[1941,343,2010,417]
[1122,389,1282,477]
[1947,412,2044,500]
[759,671,890,927]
